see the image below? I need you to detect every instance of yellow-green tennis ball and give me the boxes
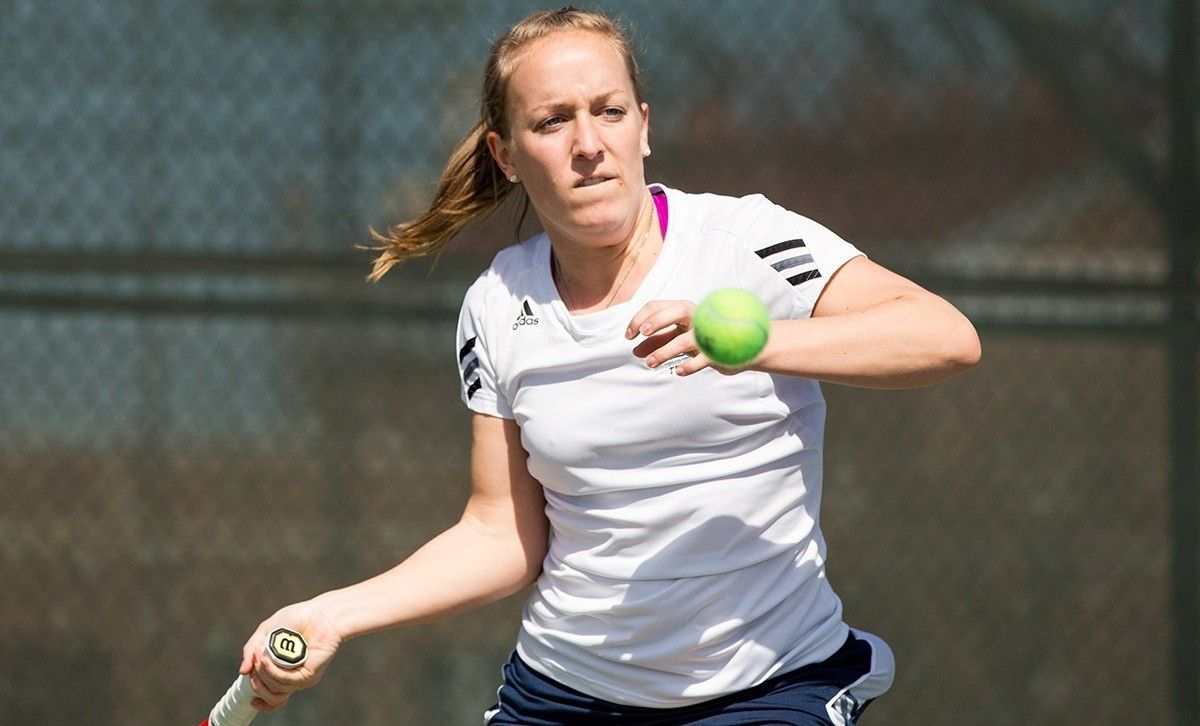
[692,288,770,367]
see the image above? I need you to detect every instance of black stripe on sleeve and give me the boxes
[461,357,479,385]
[770,254,814,272]
[466,379,482,400]
[786,269,822,286]
[755,238,807,259]
[458,336,477,363]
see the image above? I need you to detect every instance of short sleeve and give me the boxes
[733,196,865,319]
[455,274,514,419]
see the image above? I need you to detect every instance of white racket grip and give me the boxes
[208,674,258,726]
[208,628,306,726]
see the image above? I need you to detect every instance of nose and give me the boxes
[572,114,604,159]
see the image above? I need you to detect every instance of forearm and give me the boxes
[752,294,981,388]
[311,513,542,641]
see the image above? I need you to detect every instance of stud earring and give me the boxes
[508,174,518,183]
[642,148,652,158]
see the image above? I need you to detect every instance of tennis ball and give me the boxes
[692,288,770,368]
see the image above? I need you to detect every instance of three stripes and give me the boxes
[755,238,821,286]
[459,336,482,400]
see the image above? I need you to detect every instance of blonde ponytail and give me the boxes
[367,121,514,282]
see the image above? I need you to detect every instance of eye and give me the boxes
[601,107,625,120]
[536,115,565,132]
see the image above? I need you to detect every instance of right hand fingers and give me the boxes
[626,299,696,340]
[252,653,298,697]
[249,670,291,711]
[252,697,287,713]
[239,623,270,675]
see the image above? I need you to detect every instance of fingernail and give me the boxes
[646,357,655,368]
[640,324,651,335]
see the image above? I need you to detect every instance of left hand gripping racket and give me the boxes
[201,627,308,726]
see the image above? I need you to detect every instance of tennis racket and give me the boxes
[201,627,308,726]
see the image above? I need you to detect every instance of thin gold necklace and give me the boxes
[556,208,655,312]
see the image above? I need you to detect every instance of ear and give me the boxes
[639,102,651,157]
[486,130,515,180]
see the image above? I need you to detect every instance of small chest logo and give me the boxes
[512,299,539,330]
[654,353,692,375]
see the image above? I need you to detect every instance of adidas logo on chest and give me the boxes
[512,299,540,330]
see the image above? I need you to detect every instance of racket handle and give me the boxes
[204,627,308,726]
[206,674,258,726]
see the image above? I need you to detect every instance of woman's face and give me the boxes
[487,31,650,246]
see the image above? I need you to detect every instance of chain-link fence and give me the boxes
[2,1,1196,724]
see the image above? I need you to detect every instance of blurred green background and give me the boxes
[2,1,1197,724]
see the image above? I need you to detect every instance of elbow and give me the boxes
[514,535,548,591]
[520,561,544,590]
[918,304,981,384]
[490,550,543,602]
[908,294,981,381]
[945,315,982,373]
[502,561,542,600]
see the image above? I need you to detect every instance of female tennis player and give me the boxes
[236,8,980,724]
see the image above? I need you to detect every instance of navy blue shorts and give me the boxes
[484,633,882,725]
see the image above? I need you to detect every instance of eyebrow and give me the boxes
[528,89,627,116]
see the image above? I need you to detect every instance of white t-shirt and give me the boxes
[455,185,889,707]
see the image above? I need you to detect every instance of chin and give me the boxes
[541,182,643,241]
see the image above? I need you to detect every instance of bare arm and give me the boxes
[629,257,981,388]
[314,413,548,637]
[752,257,981,388]
[240,414,547,710]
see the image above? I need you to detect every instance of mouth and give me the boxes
[575,175,614,188]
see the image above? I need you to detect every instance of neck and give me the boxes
[551,196,659,312]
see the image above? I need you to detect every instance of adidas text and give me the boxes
[512,314,539,330]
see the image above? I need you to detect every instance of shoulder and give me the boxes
[707,193,822,244]
[677,189,854,264]
[654,185,766,231]
[461,234,546,316]
[490,233,545,280]
[660,186,820,244]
